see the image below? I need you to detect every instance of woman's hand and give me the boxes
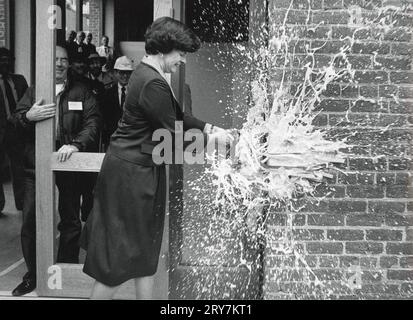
[57,144,79,162]
[208,128,235,149]
[26,99,56,122]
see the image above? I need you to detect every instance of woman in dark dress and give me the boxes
[81,17,234,299]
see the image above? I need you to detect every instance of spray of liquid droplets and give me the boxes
[175,0,413,300]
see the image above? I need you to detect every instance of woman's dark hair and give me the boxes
[145,17,201,55]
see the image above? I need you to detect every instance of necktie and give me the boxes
[120,86,126,110]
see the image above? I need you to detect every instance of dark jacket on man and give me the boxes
[13,78,102,276]
[0,74,28,141]
[14,80,102,164]
[0,73,29,212]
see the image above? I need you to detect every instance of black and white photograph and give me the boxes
[0,0,412,307]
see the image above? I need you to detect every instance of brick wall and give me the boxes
[88,0,102,46]
[264,0,413,299]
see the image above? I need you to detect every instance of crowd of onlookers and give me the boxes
[0,30,135,296]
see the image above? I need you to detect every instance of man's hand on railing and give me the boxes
[57,144,79,162]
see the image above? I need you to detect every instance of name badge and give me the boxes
[68,101,83,111]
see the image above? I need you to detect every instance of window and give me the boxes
[185,0,250,43]
[115,0,154,42]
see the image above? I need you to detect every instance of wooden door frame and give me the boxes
[35,0,180,299]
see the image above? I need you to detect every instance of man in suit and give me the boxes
[11,45,101,296]
[101,56,134,150]
[73,31,87,59]
[65,30,77,59]
[84,33,97,58]
[0,47,28,215]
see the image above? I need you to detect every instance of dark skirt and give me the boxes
[80,152,167,286]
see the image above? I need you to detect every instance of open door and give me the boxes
[35,0,178,299]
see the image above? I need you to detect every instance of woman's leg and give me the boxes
[90,280,121,300]
[135,276,154,300]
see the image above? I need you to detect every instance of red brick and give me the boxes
[395,173,411,185]
[329,200,367,213]
[385,214,413,227]
[307,242,344,254]
[343,0,382,10]
[376,57,412,71]
[368,201,406,214]
[360,85,378,99]
[271,0,323,9]
[377,173,396,185]
[322,84,341,97]
[389,158,412,171]
[327,230,364,241]
[354,71,389,84]
[308,214,345,226]
[386,242,413,255]
[399,256,413,268]
[312,11,351,24]
[352,42,390,55]
[400,283,413,296]
[337,172,375,185]
[351,99,388,112]
[341,84,359,98]
[345,242,383,254]
[292,229,325,241]
[379,256,399,268]
[386,185,413,198]
[383,28,412,42]
[312,40,350,54]
[346,214,384,227]
[313,269,345,281]
[387,270,413,281]
[360,284,400,296]
[361,271,383,282]
[378,84,398,98]
[366,229,403,241]
[349,157,387,171]
[399,86,413,99]
[347,186,385,198]
[313,185,345,198]
[370,114,407,127]
[315,99,350,112]
[360,257,377,268]
[407,228,413,241]
[392,14,413,28]
[349,55,373,70]
[390,71,413,84]
[392,43,413,56]
[319,256,340,268]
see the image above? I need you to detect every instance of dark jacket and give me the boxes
[13,80,102,170]
[101,84,123,147]
[0,74,29,141]
[109,62,207,166]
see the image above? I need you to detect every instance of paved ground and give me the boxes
[0,182,26,296]
[0,182,86,300]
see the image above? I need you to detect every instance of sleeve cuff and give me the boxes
[203,123,214,134]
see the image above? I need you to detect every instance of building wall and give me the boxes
[88,0,102,46]
[264,0,413,299]
[14,0,32,84]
